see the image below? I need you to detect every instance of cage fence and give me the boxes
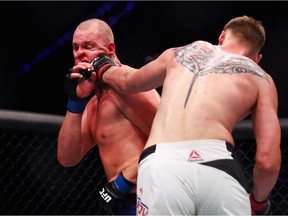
[0,109,287,215]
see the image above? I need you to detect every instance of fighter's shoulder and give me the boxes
[227,54,271,83]
[191,40,214,47]
[172,40,214,49]
[160,41,216,63]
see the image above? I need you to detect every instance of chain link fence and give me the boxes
[0,109,287,214]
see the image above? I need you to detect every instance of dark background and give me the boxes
[0,1,287,118]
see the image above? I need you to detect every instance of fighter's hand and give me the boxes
[68,63,96,99]
[91,54,116,82]
[249,192,272,215]
[97,172,134,212]
[64,63,97,113]
[69,61,95,80]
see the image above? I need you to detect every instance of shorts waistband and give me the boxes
[139,144,156,163]
[139,140,234,163]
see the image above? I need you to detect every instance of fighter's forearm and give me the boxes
[103,65,139,94]
[253,160,280,201]
[57,112,83,166]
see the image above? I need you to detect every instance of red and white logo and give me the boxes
[188,150,203,162]
[137,196,149,216]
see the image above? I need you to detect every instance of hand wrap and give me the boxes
[64,73,88,113]
[91,54,116,81]
[97,171,134,213]
[249,191,272,215]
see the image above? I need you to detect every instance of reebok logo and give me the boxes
[188,150,203,162]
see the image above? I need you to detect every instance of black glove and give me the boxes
[91,54,116,81]
[249,191,272,215]
[97,171,134,213]
[64,73,88,113]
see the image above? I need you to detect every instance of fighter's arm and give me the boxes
[58,109,96,166]
[102,49,173,94]
[250,75,281,201]
[57,65,96,167]
[116,90,160,135]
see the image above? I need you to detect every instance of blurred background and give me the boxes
[0,1,287,117]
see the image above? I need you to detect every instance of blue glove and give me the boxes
[64,73,88,113]
[97,171,134,212]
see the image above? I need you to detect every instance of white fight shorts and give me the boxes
[136,139,251,215]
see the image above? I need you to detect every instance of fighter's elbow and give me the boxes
[57,155,79,167]
[255,153,281,173]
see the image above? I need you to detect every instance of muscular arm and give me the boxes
[251,77,281,201]
[102,49,173,93]
[57,101,95,167]
[58,64,97,167]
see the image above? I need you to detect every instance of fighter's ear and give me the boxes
[254,53,262,64]
[107,43,116,55]
[218,31,226,45]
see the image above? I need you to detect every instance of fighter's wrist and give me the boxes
[97,64,113,81]
[249,190,271,214]
[251,189,268,203]
[91,54,116,82]
[113,171,134,195]
[67,97,87,113]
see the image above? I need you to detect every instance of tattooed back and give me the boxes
[145,40,274,148]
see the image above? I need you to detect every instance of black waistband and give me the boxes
[139,141,234,163]
[226,142,234,152]
[139,145,156,164]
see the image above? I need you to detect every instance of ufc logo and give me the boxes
[137,197,149,216]
[99,188,112,203]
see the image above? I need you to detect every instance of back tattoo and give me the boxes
[173,42,269,107]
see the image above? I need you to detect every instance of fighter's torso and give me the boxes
[146,41,270,148]
[86,88,147,182]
